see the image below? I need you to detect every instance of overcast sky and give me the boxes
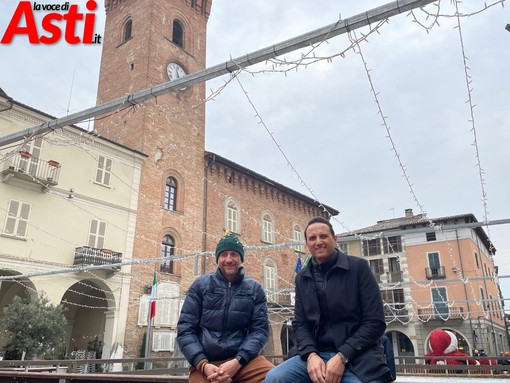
[0,1,509,298]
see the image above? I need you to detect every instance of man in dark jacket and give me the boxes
[265,217,392,383]
[177,232,274,383]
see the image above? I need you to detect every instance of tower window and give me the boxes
[161,235,175,274]
[122,19,132,42]
[172,19,184,48]
[164,177,177,211]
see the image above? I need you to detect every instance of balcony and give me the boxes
[417,305,465,321]
[1,152,61,190]
[425,265,446,279]
[74,246,122,274]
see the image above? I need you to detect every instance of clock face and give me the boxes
[167,63,186,82]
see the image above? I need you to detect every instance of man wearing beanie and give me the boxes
[177,231,274,383]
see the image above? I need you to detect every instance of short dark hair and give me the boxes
[304,216,335,240]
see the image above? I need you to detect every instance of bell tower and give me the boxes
[95,0,212,357]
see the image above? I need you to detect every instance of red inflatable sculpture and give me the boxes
[424,329,479,368]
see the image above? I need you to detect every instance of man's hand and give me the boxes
[204,359,241,383]
[325,353,345,383]
[306,353,326,383]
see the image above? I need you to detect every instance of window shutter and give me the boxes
[96,156,104,183]
[104,158,112,185]
[4,200,19,235]
[4,200,30,238]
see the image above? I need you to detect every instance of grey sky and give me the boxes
[0,1,509,297]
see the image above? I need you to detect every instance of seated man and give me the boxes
[177,232,274,383]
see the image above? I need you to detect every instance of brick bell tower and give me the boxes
[95,0,212,357]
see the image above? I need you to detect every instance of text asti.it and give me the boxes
[1,1,102,44]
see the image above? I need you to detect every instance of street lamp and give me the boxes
[506,24,510,32]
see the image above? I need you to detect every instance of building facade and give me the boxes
[0,89,146,358]
[94,0,338,358]
[338,208,506,360]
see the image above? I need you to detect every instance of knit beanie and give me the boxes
[215,231,244,263]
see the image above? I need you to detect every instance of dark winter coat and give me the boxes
[177,267,269,367]
[293,249,392,383]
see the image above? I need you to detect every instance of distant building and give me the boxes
[338,208,505,359]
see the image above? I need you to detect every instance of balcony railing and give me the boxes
[74,247,122,271]
[1,152,61,188]
[417,305,465,321]
[425,265,446,279]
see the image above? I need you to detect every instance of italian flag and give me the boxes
[150,271,157,320]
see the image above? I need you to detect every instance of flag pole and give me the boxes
[144,269,157,370]
[144,301,152,370]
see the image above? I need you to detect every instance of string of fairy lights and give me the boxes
[0,0,507,339]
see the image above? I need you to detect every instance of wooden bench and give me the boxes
[0,371,189,383]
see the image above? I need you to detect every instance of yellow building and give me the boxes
[0,89,146,358]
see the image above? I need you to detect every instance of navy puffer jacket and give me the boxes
[177,267,269,367]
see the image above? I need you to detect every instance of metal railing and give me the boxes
[0,355,509,382]
[417,305,465,321]
[426,266,446,279]
[74,247,122,270]
[1,152,61,186]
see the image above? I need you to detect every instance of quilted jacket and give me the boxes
[177,267,269,367]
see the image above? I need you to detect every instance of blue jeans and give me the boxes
[264,352,385,383]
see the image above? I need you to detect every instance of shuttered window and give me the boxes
[95,155,112,186]
[4,200,31,238]
[88,219,106,248]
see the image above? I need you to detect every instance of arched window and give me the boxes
[225,198,240,234]
[122,19,132,42]
[164,177,177,211]
[172,19,184,48]
[161,235,175,274]
[264,258,278,303]
[293,223,304,253]
[261,212,274,244]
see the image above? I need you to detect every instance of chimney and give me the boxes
[405,208,413,218]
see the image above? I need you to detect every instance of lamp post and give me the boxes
[506,24,510,32]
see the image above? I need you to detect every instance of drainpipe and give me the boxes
[202,154,216,275]
[455,229,475,351]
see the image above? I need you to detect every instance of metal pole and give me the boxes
[144,296,153,370]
